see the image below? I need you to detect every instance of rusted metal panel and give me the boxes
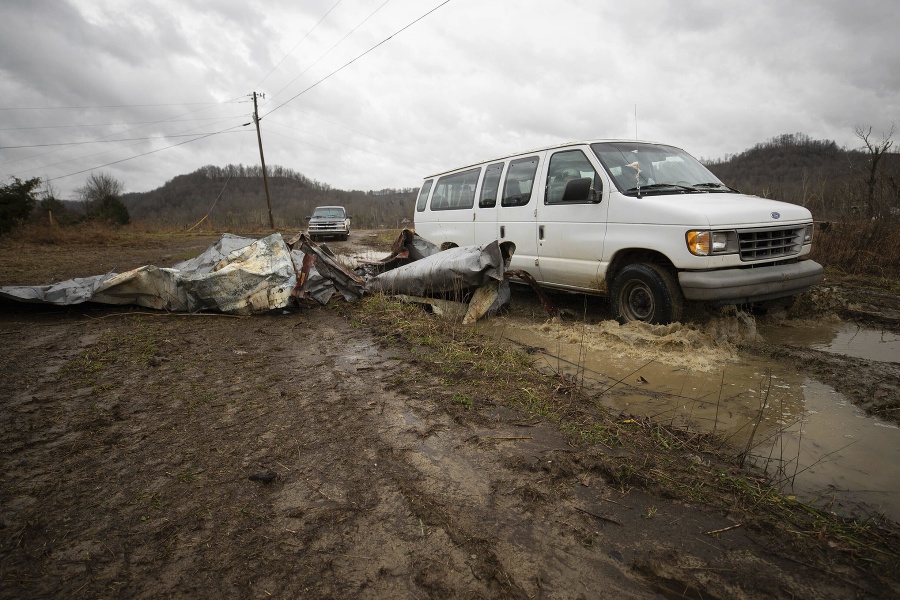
[294,234,366,303]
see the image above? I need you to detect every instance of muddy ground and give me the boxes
[1,230,898,599]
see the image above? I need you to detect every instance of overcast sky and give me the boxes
[1,0,898,200]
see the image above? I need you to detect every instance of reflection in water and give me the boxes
[477,314,900,520]
[758,380,900,519]
[761,320,900,364]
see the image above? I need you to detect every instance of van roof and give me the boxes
[424,139,672,179]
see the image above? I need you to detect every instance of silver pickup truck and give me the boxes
[306,206,351,241]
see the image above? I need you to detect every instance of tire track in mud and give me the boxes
[272,311,653,598]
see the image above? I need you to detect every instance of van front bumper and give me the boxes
[678,260,824,304]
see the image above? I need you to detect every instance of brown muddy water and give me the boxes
[762,320,900,363]
[473,303,900,522]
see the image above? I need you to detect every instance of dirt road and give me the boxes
[1,230,897,598]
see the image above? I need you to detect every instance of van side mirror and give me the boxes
[347,215,352,219]
[305,216,311,221]
[562,177,592,202]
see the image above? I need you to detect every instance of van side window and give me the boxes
[545,150,602,203]
[431,168,480,211]
[479,163,503,208]
[416,179,434,212]
[501,156,539,207]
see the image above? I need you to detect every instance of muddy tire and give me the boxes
[610,263,683,324]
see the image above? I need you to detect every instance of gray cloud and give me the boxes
[1,0,897,200]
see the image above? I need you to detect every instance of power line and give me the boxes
[266,0,391,104]
[0,115,246,131]
[268,111,389,145]
[5,2,449,187]
[0,100,237,111]
[45,123,251,183]
[2,103,245,169]
[254,0,345,90]
[0,131,244,150]
[10,115,247,173]
[186,127,251,232]
[263,0,451,118]
[263,120,376,153]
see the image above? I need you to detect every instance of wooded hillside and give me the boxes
[122,164,416,230]
[706,132,900,220]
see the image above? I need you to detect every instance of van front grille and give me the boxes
[738,227,804,261]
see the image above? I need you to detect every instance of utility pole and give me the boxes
[252,91,275,229]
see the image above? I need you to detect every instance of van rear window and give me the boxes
[502,156,539,207]
[416,179,433,212]
[479,163,504,208]
[431,168,480,211]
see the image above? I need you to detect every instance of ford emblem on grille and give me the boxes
[771,212,780,219]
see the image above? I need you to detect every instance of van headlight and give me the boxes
[803,224,813,244]
[686,230,738,256]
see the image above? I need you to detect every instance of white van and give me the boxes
[413,140,823,324]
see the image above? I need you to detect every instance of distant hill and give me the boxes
[122,164,416,229]
[705,132,899,220]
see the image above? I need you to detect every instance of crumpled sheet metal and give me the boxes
[354,229,441,278]
[0,233,296,315]
[395,280,512,325]
[292,234,366,304]
[365,239,516,323]
[90,266,190,310]
[366,240,515,297]
[0,273,117,305]
[463,279,511,324]
[170,232,259,274]
[184,234,295,314]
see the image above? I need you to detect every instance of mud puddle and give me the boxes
[760,320,900,363]
[476,312,900,521]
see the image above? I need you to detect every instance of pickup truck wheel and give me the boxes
[610,263,683,325]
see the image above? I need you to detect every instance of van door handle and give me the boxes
[539,225,545,240]
[500,226,505,238]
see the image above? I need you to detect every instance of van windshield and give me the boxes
[591,142,733,196]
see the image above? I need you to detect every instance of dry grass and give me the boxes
[3,222,193,246]
[811,220,900,284]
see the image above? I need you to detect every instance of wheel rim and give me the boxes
[621,280,654,321]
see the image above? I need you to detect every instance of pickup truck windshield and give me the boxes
[312,208,345,218]
[591,142,732,196]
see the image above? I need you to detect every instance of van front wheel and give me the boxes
[610,263,683,325]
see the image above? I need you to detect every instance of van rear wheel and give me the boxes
[610,263,683,324]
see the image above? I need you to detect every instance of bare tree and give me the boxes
[854,123,896,218]
[76,172,129,224]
